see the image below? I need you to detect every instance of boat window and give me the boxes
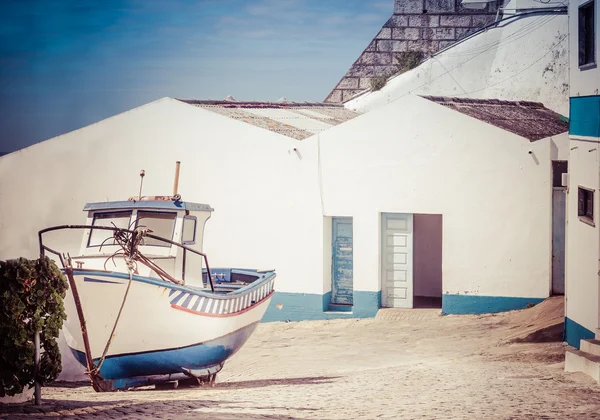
[88,211,132,247]
[136,211,177,246]
[182,216,197,245]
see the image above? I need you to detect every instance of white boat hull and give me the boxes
[62,269,275,386]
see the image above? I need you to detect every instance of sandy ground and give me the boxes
[2,296,600,419]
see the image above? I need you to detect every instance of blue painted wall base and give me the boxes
[262,291,381,322]
[262,292,549,322]
[565,317,595,349]
[441,294,545,315]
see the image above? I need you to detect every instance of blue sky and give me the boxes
[0,0,391,153]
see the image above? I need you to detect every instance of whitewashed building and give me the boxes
[0,94,568,322]
[0,99,358,380]
[309,95,569,317]
[0,0,574,380]
[563,0,600,378]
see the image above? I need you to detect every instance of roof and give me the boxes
[177,99,361,140]
[83,200,214,213]
[420,96,569,141]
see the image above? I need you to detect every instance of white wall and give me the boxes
[0,98,325,294]
[565,142,600,332]
[302,94,569,298]
[346,13,569,116]
[322,216,333,295]
[0,98,326,380]
[565,0,600,334]
[503,0,567,13]
[569,0,600,97]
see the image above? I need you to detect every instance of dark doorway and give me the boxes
[413,214,443,308]
[551,160,567,295]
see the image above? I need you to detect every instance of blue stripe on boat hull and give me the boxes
[83,277,122,284]
[70,322,259,380]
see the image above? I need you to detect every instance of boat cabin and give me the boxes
[72,197,214,288]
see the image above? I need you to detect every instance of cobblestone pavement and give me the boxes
[2,300,600,419]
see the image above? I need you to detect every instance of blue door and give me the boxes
[332,217,353,305]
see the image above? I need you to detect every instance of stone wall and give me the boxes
[324,0,504,103]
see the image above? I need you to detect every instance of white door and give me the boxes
[381,213,413,308]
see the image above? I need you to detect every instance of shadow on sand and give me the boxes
[119,375,341,392]
[509,322,564,344]
[210,375,339,390]
[45,380,91,389]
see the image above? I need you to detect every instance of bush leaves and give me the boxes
[0,256,68,397]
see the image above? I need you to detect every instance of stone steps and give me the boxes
[581,339,600,356]
[565,339,600,383]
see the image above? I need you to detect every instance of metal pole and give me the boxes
[64,266,97,390]
[34,331,41,405]
[138,169,145,200]
[173,161,181,196]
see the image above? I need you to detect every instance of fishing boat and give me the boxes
[38,163,276,392]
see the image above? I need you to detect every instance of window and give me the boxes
[88,211,132,247]
[135,211,177,246]
[579,0,596,68]
[182,216,197,245]
[578,187,594,225]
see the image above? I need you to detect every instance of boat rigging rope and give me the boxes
[70,225,186,390]
[87,228,149,388]
[90,257,135,377]
[101,226,181,285]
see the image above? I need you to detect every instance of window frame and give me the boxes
[87,210,133,248]
[181,215,197,246]
[578,0,597,70]
[578,186,595,226]
[134,210,178,247]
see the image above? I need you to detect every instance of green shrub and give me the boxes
[369,51,424,93]
[394,51,424,75]
[0,256,68,397]
[370,76,388,91]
